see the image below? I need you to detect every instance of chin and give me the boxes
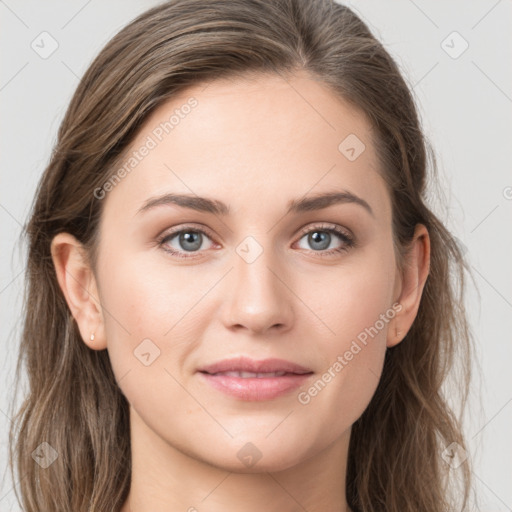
[200,443,311,474]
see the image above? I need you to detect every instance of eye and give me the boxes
[294,223,355,256]
[157,222,355,260]
[157,225,216,259]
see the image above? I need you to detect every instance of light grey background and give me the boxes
[1,1,511,510]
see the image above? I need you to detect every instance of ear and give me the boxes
[50,232,107,350]
[387,224,430,348]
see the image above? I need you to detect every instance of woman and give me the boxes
[9,0,476,510]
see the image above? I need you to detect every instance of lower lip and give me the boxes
[198,372,313,401]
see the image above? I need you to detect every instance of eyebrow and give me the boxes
[136,190,374,217]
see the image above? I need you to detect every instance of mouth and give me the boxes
[201,370,301,378]
[197,357,314,401]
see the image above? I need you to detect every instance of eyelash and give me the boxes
[156,223,356,259]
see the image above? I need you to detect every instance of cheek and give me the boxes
[296,246,396,423]
[98,250,207,338]
[97,251,218,395]
[302,241,396,350]
[295,302,390,440]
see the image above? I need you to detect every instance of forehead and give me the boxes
[101,72,389,221]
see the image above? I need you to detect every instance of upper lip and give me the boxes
[198,356,313,375]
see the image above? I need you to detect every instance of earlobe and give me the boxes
[386,224,431,348]
[386,316,406,348]
[50,232,107,350]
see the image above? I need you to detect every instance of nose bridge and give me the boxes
[223,234,292,333]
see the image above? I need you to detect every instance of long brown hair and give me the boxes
[9,0,478,510]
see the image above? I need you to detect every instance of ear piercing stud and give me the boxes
[90,333,95,341]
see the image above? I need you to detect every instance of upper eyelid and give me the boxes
[159,223,217,242]
[296,222,352,238]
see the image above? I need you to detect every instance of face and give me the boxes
[91,71,402,472]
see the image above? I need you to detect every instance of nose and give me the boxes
[221,241,294,336]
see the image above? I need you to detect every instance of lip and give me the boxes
[198,356,313,375]
[197,356,314,401]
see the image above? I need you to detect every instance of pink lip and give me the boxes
[198,356,313,375]
[197,356,314,401]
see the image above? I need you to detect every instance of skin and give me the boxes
[51,71,430,512]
